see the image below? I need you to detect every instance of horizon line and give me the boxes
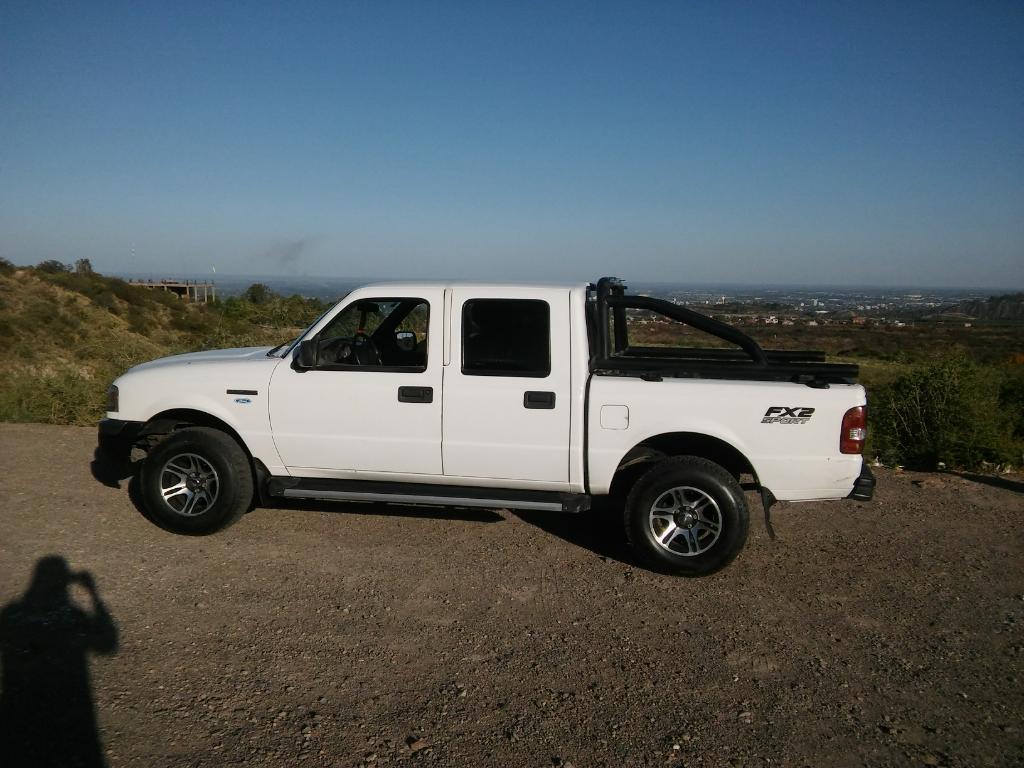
[105,270,1018,294]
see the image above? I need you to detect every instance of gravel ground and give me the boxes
[0,422,1021,768]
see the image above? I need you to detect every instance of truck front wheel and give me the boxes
[140,427,253,534]
[625,456,749,576]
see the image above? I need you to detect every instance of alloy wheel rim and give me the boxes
[159,453,220,517]
[648,485,722,556]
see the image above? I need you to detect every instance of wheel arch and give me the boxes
[139,408,270,507]
[608,431,759,499]
[141,409,252,458]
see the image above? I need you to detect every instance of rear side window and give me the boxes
[462,299,550,377]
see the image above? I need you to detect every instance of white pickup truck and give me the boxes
[99,277,873,575]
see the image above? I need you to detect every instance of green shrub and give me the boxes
[1000,364,1024,443]
[126,306,155,335]
[91,291,120,314]
[170,307,216,335]
[0,369,104,425]
[871,355,1023,469]
[220,296,254,322]
[107,278,153,307]
[243,283,272,304]
[35,259,71,274]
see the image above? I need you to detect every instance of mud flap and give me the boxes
[759,487,777,541]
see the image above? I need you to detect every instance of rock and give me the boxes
[407,737,430,752]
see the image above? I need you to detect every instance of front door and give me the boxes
[441,287,571,486]
[269,290,443,476]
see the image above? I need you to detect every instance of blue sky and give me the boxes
[1,0,1022,287]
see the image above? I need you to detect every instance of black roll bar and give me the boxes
[592,275,769,368]
[606,295,769,368]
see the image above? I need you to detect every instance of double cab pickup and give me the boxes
[100,277,873,575]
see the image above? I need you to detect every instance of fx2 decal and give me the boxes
[762,406,815,425]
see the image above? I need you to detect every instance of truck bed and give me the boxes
[591,279,858,386]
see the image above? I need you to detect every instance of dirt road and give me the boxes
[0,423,1021,767]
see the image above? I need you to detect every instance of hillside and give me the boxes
[0,263,327,424]
[955,292,1024,322]
[1,261,1021,471]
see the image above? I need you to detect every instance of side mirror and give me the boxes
[294,339,318,370]
[395,330,416,352]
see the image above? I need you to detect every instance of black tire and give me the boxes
[140,427,253,535]
[625,456,749,576]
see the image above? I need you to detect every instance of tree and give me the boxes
[74,259,94,275]
[243,283,272,305]
[36,260,71,274]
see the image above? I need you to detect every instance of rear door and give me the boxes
[441,287,571,486]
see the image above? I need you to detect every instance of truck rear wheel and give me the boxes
[140,427,253,535]
[625,456,749,576]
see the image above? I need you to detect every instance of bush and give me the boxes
[170,307,217,335]
[243,283,272,304]
[871,355,1023,469]
[1000,363,1024,443]
[35,259,71,273]
[91,291,120,314]
[106,278,154,307]
[0,369,104,425]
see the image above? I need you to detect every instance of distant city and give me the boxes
[114,272,1017,328]
[627,282,1008,328]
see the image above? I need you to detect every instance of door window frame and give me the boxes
[460,298,551,378]
[301,296,431,373]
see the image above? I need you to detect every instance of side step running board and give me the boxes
[266,477,591,513]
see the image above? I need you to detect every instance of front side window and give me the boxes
[462,299,550,377]
[313,298,428,370]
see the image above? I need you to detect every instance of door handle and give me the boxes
[398,386,433,403]
[523,390,556,409]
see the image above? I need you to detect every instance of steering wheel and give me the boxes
[352,332,382,366]
[320,337,354,365]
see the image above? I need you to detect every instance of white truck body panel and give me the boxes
[112,346,286,475]
[586,377,865,500]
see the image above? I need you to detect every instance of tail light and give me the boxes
[840,405,866,454]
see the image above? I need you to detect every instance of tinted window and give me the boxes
[462,299,550,377]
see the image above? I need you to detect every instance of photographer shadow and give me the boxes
[0,556,118,768]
